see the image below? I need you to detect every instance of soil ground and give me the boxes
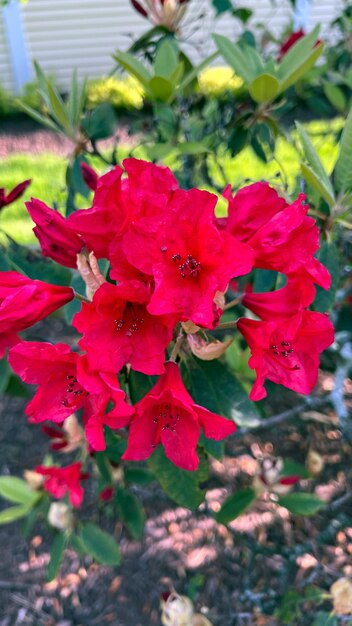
[1,316,352,626]
[0,119,352,626]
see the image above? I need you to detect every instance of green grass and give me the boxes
[0,118,341,245]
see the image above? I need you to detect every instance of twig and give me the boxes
[73,290,90,303]
[236,396,328,437]
[329,490,352,512]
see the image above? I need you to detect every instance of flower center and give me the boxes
[61,375,88,408]
[114,304,145,337]
[270,340,294,357]
[171,253,201,279]
[269,340,301,370]
[153,403,181,433]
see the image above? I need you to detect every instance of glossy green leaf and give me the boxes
[47,532,66,581]
[0,476,39,506]
[282,459,309,479]
[81,102,117,141]
[334,106,352,193]
[148,76,174,102]
[278,492,324,516]
[124,467,154,485]
[0,504,32,525]
[279,41,324,93]
[212,34,254,82]
[0,358,11,394]
[177,52,218,93]
[296,122,335,202]
[177,142,210,155]
[128,371,157,404]
[47,82,74,138]
[148,447,208,509]
[300,163,335,208]
[216,488,256,524]
[249,73,280,103]
[154,40,179,78]
[323,83,346,113]
[115,487,145,540]
[313,242,340,312]
[181,357,260,428]
[80,523,121,565]
[113,50,152,87]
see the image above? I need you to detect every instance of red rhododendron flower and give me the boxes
[243,278,316,321]
[26,199,83,267]
[35,462,87,507]
[0,272,73,357]
[80,161,98,191]
[9,343,133,448]
[278,28,305,58]
[124,187,254,327]
[0,179,31,210]
[69,159,178,265]
[122,361,236,471]
[224,183,330,289]
[278,29,321,60]
[237,311,334,401]
[73,281,176,375]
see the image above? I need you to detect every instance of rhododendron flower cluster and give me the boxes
[2,158,334,509]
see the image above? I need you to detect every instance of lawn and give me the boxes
[0,118,341,245]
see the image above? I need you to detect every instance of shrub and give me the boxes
[86,75,144,111]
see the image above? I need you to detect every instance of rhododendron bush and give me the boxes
[0,154,337,575]
[1,11,352,619]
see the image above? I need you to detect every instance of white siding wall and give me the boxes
[0,16,16,92]
[0,0,346,93]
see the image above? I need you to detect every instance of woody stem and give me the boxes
[170,328,185,362]
[73,290,90,303]
[216,319,239,330]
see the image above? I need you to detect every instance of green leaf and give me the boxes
[300,163,335,208]
[66,156,91,199]
[154,40,179,78]
[0,358,11,394]
[81,102,117,141]
[17,101,61,133]
[216,488,256,524]
[95,452,113,486]
[228,126,249,157]
[178,52,218,94]
[334,106,352,193]
[47,82,74,138]
[128,371,157,404]
[278,492,324,516]
[0,476,39,506]
[47,533,66,581]
[0,504,32,525]
[113,50,152,87]
[181,357,260,428]
[212,34,254,82]
[148,447,208,509]
[79,523,121,565]
[277,25,323,91]
[253,269,278,292]
[154,103,178,141]
[323,83,346,113]
[313,242,340,312]
[212,0,232,14]
[177,141,210,155]
[115,487,145,540]
[295,122,335,203]
[64,273,85,325]
[124,467,154,485]
[282,459,310,479]
[280,41,324,93]
[249,73,280,103]
[148,76,174,102]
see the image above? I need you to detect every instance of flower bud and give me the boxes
[330,577,352,615]
[48,502,74,531]
[182,321,200,334]
[23,470,44,490]
[161,592,194,626]
[306,450,324,477]
[253,456,299,495]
